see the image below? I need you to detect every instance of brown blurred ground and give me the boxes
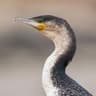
[0,0,96,96]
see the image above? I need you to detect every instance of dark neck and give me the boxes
[53,35,76,72]
[53,25,76,71]
[50,27,76,89]
[42,25,76,94]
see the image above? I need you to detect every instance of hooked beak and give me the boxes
[15,17,46,31]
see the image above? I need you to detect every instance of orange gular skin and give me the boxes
[36,23,46,31]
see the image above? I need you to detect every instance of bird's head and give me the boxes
[15,15,68,40]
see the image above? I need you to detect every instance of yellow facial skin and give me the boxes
[36,22,46,31]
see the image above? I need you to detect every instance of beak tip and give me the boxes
[14,17,23,22]
[14,17,17,22]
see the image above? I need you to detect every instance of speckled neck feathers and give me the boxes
[42,19,92,96]
[42,23,76,95]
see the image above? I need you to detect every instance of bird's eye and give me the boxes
[38,18,44,23]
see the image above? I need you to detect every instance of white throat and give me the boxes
[42,28,72,96]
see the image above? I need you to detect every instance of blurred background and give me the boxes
[0,0,96,96]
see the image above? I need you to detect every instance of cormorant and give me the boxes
[16,15,93,96]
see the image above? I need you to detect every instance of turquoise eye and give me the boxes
[38,18,44,22]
